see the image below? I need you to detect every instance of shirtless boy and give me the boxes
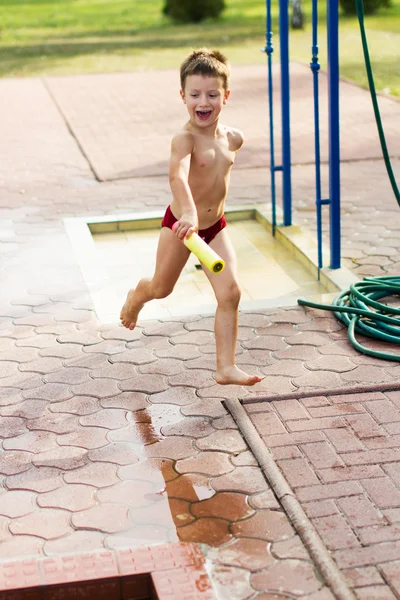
[120,48,262,386]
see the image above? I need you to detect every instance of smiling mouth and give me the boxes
[196,110,212,120]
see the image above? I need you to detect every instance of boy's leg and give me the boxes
[120,227,190,330]
[204,229,263,386]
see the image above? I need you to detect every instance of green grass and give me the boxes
[0,0,399,95]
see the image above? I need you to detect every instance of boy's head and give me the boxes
[180,48,230,92]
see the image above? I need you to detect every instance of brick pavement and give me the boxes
[0,64,399,599]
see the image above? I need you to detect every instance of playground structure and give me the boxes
[265,0,400,273]
[264,0,341,270]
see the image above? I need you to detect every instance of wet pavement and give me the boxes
[0,63,400,599]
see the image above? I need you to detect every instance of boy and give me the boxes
[120,48,262,386]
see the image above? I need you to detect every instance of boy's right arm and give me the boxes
[168,132,198,240]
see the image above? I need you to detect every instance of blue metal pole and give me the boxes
[327,0,341,269]
[310,0,323,271]
[279,0,292,226]
[264,0,277,234]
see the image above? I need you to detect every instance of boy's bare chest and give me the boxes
[191,140,235,171]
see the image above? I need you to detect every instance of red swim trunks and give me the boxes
[161,205,227,245]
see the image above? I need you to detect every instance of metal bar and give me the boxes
[263,0,277,235]
[310,0,323,271]
[279,0,292,226]
[327,0,341,269]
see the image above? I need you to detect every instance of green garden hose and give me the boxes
[355,0,400,206]
[298,276,400,361]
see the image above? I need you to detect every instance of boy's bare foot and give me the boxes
[216,365,263,386]
[120,289,143,330]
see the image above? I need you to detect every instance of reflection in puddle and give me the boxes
[107,402,218,550]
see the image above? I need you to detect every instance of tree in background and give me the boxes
[163,0,226,23]
[291,0,305,29]
[340,0,391,14]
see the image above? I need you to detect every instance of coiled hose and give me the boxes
[298,275,400,361]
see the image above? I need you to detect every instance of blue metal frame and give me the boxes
[264,0,278,235]
[264,0,341,269]
[263,0,292,233]
[327,0,341,269]
[279,0,292,226]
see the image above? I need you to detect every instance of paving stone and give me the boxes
[312,513,360,550]
[97,480,157,507]
[19,357,64,374]
[49,395,100,415]
[165,474,215,502]
[181,398,227,418]
[44,366,92,385]
[72,503,130,533]
[170,495,201,526]
[10,508,72,539]
[1,398,49,420]
[32,446,88,470]
[0,490,37,518]
[296,481,363,502]
[354,585,398,599]
[22,382,72,403]
[63,461,119,487]
[250,412,287,436]
[303,499,339,519]
[318,465,385,483]
[177,517,232,546]
[99,391,148,411]
[105,523,175,549]
[209,538,275,571]
[176,451,234,477]
[211,415,237,431]
[39,343,84,359]
[380,562,400,596]
[150,386,199,406]
[301,441,344,469]
[361,477,400,508]
[139,358,185,376]
[107,421,161,445]
[196,430,248,453]
[231,509,294,542]
[167,368,217,388]
[0,450,32,475]
[88,442,141,466]
[0,534,43,558]
[248,490,281,511]
[334,540,400,569]
[154,343,203,361]
[212,466,270,496]
[271,535,311,561]
[0,361,21,378]
[357,523,400,545]
[3,430,58,453]
[71,378,122,398]
[250,559,322,595]
[0,415,27,437]
[343,566,384,587]
[79,407,129,430]
[119,457,178,484]
[271,446,302,460]
[27,413,79,434]
[324,428,365,453]
[210,564,254,600]
[191,492,254,521]
[6,466,64,493]
[277,458,320,488]
[161,417,214,439]
[144,437,197,461]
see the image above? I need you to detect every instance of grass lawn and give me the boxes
[0,0,399,95]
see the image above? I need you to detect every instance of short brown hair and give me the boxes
[180,48,230,91]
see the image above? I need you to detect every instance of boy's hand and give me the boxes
[172,214,198,240]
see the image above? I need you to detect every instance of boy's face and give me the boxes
[180,74,230,128]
